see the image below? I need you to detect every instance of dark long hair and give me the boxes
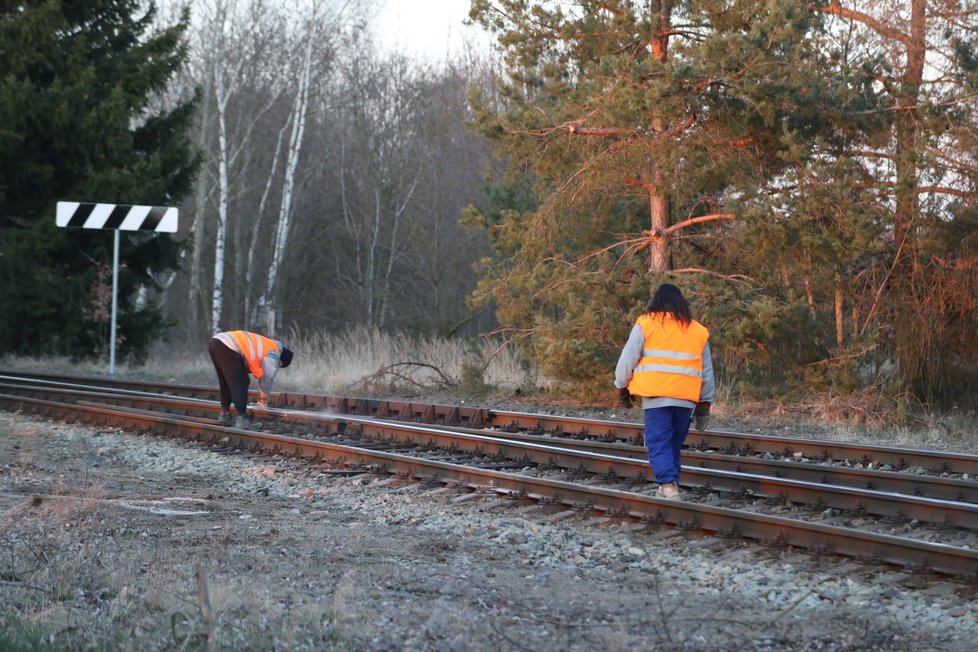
[645,283,692,327]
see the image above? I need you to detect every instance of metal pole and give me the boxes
[110,229,119,374]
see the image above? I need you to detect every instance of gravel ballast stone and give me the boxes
[1,410,976,651]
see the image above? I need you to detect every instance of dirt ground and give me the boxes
[2,410,977,652]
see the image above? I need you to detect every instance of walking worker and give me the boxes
[208,330,293,429]
[614,283,715,500]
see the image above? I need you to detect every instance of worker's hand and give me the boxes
[257,393,267,409]
[693,402,711,431]
[617,387,634,409]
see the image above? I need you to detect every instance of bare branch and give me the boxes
[668,267,754,283]
[661,213,735,237]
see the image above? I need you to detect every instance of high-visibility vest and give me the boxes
[626,313,709,402]
[223,330,280,380]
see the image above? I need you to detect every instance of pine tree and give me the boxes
[0,1,198,359]
[467,0,835,394]
[470,1,978,408]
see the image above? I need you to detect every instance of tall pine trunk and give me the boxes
[647,1,674,273]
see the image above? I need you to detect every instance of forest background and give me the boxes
[1,1,977,422]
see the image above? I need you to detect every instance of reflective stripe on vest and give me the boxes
[626,313,709,402]
[224,330,278,380]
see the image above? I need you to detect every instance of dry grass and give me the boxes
[280,326,545,397]
[1,327,546,399]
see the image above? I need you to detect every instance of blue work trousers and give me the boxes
[643,406,693,484]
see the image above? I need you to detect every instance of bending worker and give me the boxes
[614,283,714,500]
[208,330,293,428]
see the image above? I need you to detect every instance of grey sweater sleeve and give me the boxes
[699,341,715,403]
[614,324,645,389]
[257,358,279,399]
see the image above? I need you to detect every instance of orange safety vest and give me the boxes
[226,331,280,380]
[626,313,710,402]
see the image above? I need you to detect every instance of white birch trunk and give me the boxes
[210,62,230,333]
[244,121,287,325]
[263,31,313,336]
[366,186,381,327]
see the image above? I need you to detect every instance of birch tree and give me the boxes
[182,0,289,333]
[174,0,347,335]
[259,19,314,336]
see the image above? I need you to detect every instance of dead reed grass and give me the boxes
[0,327,546,398]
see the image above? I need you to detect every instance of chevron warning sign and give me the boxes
[56,201,178,232]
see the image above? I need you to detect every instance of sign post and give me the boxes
[56,201,178,373]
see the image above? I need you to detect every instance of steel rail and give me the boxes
[492,410,978,475]
[7,371,974,476]
[3,378,977,527]
[3,374,976,503]
[0,371,490,425]
[393,420,978,504]
[0,372,217,399]
[272,413,978,530]
[2,391,977,578]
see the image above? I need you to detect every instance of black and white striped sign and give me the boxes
[56,201,178,232]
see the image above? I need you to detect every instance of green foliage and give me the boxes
[0,1,197,360]
[0,220,183,359]
[468,1,978,408]
[467,1,849,396]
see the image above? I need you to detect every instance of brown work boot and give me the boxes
[655,482,682,500]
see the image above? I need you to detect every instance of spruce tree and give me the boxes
[0,0,197,359]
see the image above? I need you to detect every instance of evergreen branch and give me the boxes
[573,213,733,270]
[573,237,654,266]
[859,220,914,337]
[917,185,974,199]
[723,137,754,148]
[660,213,734,236]
[849,149,895,160]
[623,177,656,193]
[591,2,622,19]
[931,150,978,176]
[668,267,753,283]
[566,124,634,137]
[811,178,974,199]
[661,112,697,138]
[810,1,913,51]
[573,30,628,40]
[914,6,978,21]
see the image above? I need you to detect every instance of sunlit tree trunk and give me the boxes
[648,1,674,273]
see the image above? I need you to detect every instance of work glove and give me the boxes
[617,387,634,409]
[693,401,711,431]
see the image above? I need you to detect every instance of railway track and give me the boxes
[2,369,977,581]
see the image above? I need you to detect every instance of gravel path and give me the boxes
[2,410,976,651]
